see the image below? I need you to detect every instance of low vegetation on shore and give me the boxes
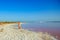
[0,22,18,25]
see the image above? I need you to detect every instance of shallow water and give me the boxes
[22,22,60,32]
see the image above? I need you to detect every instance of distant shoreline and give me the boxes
[0,22,18,25]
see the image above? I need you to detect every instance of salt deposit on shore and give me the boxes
[0,24,58,40]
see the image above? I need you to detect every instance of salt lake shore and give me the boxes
[0,23,58,40]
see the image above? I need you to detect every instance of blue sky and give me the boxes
[0,0,60,21]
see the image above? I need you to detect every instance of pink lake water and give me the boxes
[21,22,60,40]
